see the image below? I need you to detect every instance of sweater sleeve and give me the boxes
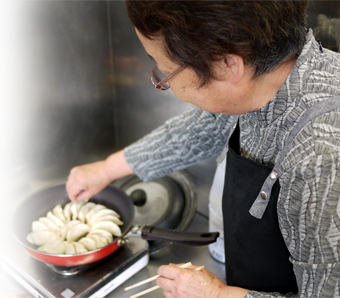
[124,107,233,182]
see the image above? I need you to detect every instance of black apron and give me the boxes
[222,122,298,293]
[221,97,340,294]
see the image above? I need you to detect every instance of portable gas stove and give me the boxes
[1,237,149,298]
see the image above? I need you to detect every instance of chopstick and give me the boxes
[125,262,192,291]
[125,262,205,298]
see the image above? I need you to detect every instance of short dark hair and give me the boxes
[126,0,308,86]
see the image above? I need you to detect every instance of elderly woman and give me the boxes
[66,1,340,297]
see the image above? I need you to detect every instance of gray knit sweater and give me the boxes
[125,30,340,297]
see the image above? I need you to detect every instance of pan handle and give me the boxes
[141,226,219,246]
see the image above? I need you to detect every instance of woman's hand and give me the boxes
[156,263,249,298]
[66,150,134,202]
[66,161,111,202]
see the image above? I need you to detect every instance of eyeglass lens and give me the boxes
[151,67,170,89]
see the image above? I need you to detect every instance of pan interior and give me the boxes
[12,183,134,253]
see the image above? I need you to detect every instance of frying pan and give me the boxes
[13,183,218,267]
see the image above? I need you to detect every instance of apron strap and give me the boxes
[250,97,340,219]
[216,115,239,164]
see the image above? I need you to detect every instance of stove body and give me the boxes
[1,237,149,298]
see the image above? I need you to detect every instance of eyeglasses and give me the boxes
[151,65,187,90]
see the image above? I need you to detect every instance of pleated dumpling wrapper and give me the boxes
[85,204,107,223]
[90,214,123,226]
[72,242,88,254]
[63,202,72,222]
[78,237,97,251]
[91,221,122,237]
[78,202,96,223]
[86,234,107,248]
[31,221,49,232]
[64,241,76,254]
[88,208,123,226]
[70,201,86,221]
[88,229,113,244]
[38,236,65,254]
[27,231,59,246]
[66,224,91,243]
[52,204,67,223]
[46,211,65,229]
[38,217,61,235]
[60,220,82,241]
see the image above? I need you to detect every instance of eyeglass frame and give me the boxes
[151,64,187,90]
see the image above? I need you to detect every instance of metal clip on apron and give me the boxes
[222,97,340,293]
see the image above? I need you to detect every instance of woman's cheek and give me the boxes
[171,85,192,103]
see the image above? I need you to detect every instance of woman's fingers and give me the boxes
[156,263,227,298]
[65,161,109,202]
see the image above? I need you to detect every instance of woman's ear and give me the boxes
[224,54,245,84]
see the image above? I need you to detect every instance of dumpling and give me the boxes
[86,234,107,248]
[89,209,122,225]
[91,221,121,237]
[27,231,59,246]
[78,202,96,223]
[28,200,122,255]
[66,224,90,242]
[38,236,65,254]
[46,211,65,229]
[63,202,72,222]
[72,242,88,254]
[70,202,78,220]
[52,204,66,223]
[70,201,86,220]
[39,217,60,234]
[85,204,107,223]
[60,220,81,241]
[78,237,97,251]
[64,241,76,254]
[88,229,113,244]
[90,214,123,227]
[91,208,120,220]
[32,221,49,232]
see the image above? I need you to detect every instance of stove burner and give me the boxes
[45,263,94,276]
[43,245,128,276]
[3,237,149,298]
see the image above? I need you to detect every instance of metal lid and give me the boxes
[112,170,197,254]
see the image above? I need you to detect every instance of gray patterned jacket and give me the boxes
[124,30,340,297]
